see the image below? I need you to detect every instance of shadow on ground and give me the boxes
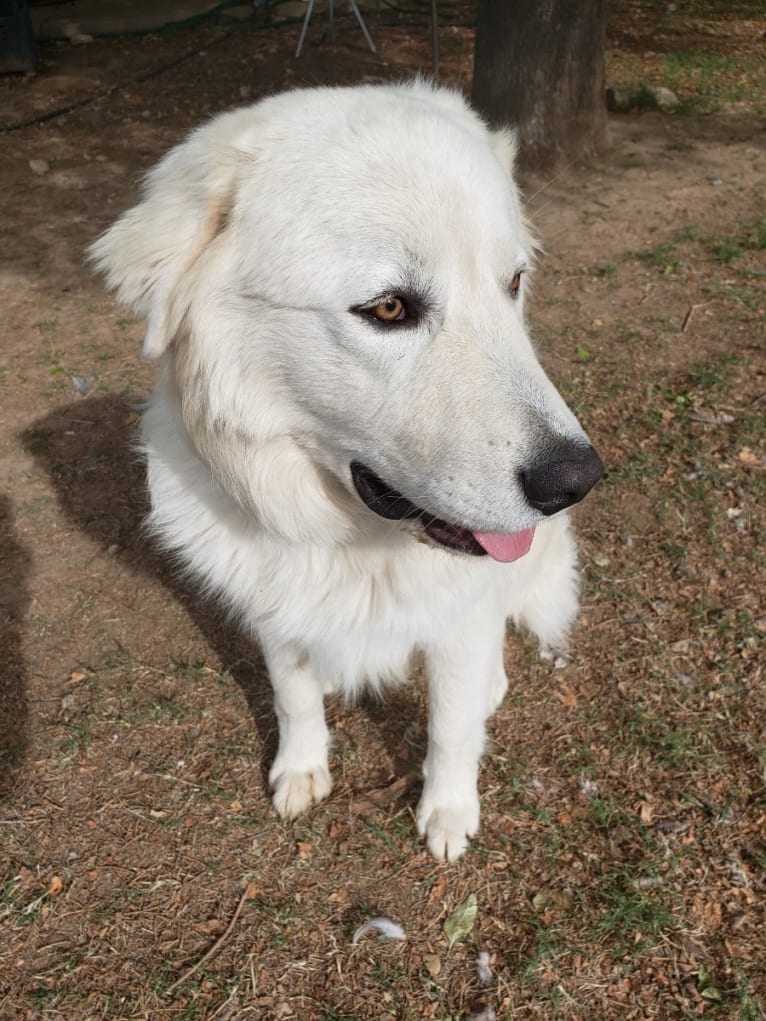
[22,396,283,784]
[23,395,427,799]
[0,495,31,795]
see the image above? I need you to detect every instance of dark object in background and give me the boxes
[0,0,38,73]
[472,0,607,171]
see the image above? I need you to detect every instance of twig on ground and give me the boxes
[681,301,712,332]
[165,881,256,996]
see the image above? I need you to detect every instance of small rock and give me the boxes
[651,85,680,111]
[606,84,679,113]
[63,22,93,44]
[606,86,632,112]
[29,159,50,175]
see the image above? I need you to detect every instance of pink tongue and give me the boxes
[472,526,536,563]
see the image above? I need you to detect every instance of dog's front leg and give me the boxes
[263,642,332,818]
[418,615,506,862]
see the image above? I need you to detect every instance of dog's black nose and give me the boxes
[520,443,603,516]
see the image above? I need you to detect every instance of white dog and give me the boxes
[91,82,602,861]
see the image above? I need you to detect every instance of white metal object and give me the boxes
[295,0,376,57]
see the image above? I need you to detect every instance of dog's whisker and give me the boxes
[522,153,581,209]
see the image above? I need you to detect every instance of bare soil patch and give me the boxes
[1,4,764,1019]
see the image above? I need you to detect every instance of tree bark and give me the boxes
[472,0,608,172]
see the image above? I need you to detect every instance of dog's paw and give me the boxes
[417,792,480,862]
[270,766,332,819]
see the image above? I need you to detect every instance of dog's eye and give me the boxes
[371,295,408,323]
[509,272,523,299]
[352,292,422,327]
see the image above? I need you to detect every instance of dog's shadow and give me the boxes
[24,395,422,792]
[24,395,281,784]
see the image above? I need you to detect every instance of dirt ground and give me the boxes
[1,3,764,1019]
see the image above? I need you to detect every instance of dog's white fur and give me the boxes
[91,82,594,861]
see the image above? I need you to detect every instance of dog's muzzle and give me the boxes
[350,441,602,562]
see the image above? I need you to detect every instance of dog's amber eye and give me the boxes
[509,272,523,299]
[372,295,407,322]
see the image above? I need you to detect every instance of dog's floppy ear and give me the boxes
[89,120,246,360]
[489,127,520,176]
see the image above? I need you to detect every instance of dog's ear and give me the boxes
[89,123,246,360]
[489,127,519,176]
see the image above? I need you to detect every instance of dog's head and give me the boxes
[91,82,602,557]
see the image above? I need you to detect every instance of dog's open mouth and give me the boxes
[350,462,535,563]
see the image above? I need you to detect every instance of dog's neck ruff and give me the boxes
[350,462,535,563]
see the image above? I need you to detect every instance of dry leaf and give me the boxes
[639,801,654,825]
[532,888,573,913]
[423,952,441,977]
[554,683,578,707]
[444,893,478,946]
[195,919,227,936]
[689,406,734,425]
[738,447,759,466]
[428,873,448,904]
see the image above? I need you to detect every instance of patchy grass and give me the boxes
[606,2,766,114]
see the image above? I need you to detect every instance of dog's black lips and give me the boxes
[350,461,487,556]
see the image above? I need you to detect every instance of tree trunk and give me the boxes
[472,0,607,172]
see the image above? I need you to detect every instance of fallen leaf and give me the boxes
[701,987,722,1002]
[423,952,441,977]
[532,888,573,913]
[554,683,578,707]
[195,919,227,936]
[349,772,419,814]
[444,893,478,946]
[738,447,759,466]
[428,873,448,904]
[669,639,693,654]
[689,406,734,425]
